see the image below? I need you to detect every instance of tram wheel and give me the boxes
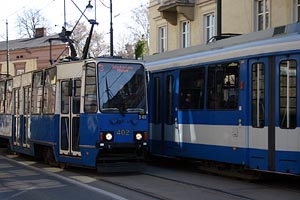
[59,162,68,169]
[43,147,54,164]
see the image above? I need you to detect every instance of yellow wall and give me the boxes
[149,0,294,55]
[0,59,37,76]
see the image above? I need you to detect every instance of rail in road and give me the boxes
[1,150,300,200]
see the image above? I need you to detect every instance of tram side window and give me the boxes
[14,89,20,115]
[84,63,97,113]
[207,62,239,110]
[73,80,81,114]
[24,86,31,115]
[251,63,265,128]
[5,80,13,114]
[61,81,70,114]
[32,71,44,114]
[166,75,174,124]
[154,77,160,124]
[179,67,205,110]
[43,68,57,114]
[0,81,5,113]
[279,60,297,129]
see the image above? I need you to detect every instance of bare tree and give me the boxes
[127,5,149,44]
[16,9,51,38]
[70,21,109,58]
[117,5,149,58]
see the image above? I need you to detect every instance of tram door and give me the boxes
[59,79,81,157]
[13,88,21,146]
[249,56,299,173]
[151,71,180,156]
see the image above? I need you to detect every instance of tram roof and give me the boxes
[144,23,300,72]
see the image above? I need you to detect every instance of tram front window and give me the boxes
[98,62,146,113]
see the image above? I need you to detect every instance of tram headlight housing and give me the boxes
[105,133,113,141]
[135,133,143,141]
[135,132,147,142]
[100,132,114,142]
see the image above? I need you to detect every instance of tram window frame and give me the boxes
[179,67,206,110]
[154,77,160,124]
[31,71,44,114]
[207,62,240,110]
[43,67,57,114]
[279,59,297,129]
[0,81,5,113]
[5,80,13,114]
[251,63,265,128]
[84,63,97,113]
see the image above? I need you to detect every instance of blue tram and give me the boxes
[0,57,148,172]
[145,23,300,175]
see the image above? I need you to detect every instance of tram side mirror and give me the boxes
[68,80,73,96]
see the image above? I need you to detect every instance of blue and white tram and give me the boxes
[145,23,300,175]
[0,57,148,171]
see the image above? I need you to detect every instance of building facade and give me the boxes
[149,0,300,55]
[0,28,69,77]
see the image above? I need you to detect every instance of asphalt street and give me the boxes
[0,155,126,200]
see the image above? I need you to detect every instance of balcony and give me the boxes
[158,0,195,25]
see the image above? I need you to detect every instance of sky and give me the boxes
[0,0,148,48]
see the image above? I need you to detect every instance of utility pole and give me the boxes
[110,0,113,57]
[6,20,10,77]
[64,0,67,28]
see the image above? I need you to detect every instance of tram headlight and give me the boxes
[100,132,114,142]
[105,132,113,141]
[135,132,143,141]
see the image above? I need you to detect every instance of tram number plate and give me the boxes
[117,129,130,136]
[138,113,147,120]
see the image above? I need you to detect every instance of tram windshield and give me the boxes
[98,62,146,113]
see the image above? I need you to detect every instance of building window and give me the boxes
[158,26,167,53]
[293,0,300,22]
[181,21,190,48]
[204,13,215,43]
[14,62,25,75]
[255,0,269,31]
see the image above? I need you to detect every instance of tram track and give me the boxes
[140,172,255,200]
[1,150,299,200]
[97,177,172,200]
[92,170,256,200]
